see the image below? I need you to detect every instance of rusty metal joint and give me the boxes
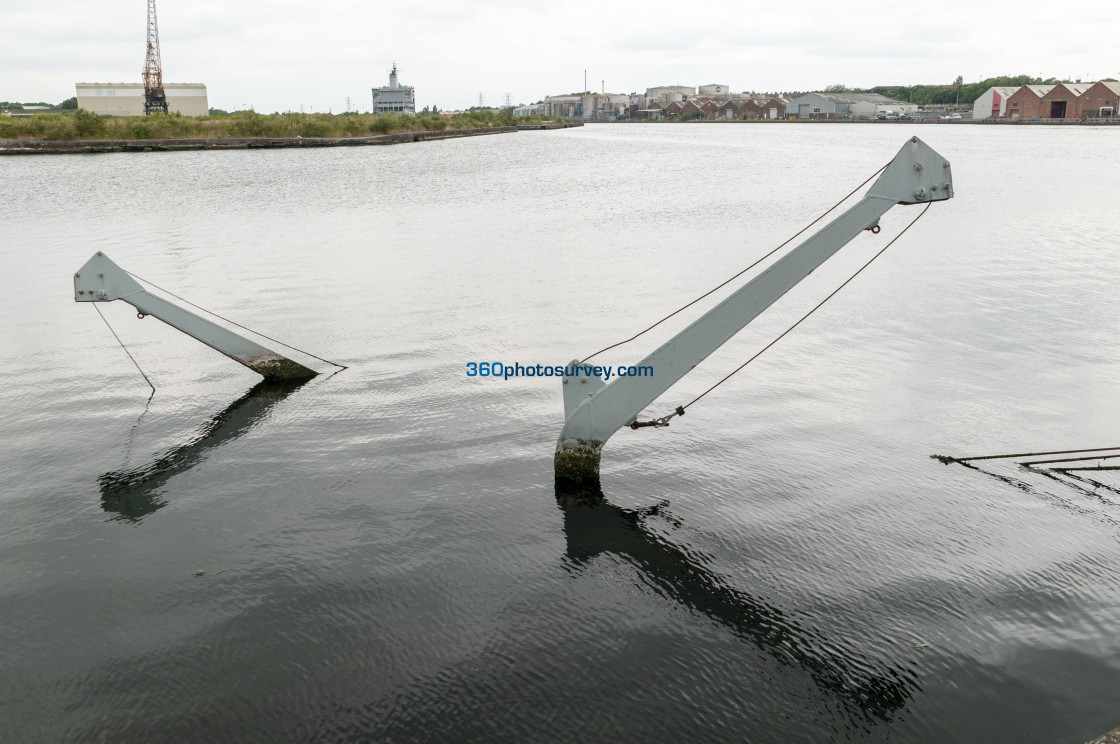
[629,419,670,429]
[628,407,683,430]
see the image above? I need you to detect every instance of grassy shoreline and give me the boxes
[0,126,544,155]
[0,109,559,142]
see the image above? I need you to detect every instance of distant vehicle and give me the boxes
[948,113,961,120]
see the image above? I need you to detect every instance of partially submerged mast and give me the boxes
[74,252,317,381]
[556,136,954,487]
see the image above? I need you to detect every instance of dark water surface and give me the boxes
[3,124,1120,742]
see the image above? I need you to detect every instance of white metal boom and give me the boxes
[74,252,317,381]
[556,136,953,484]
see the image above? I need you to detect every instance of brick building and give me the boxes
[758,97,787,119]
[1078,81,1120,118]
[1004,82,1118,119]
[701,99,745,120]
[1003,85,1054,119]
[1040,83,1092,118]
[680,100,704,118]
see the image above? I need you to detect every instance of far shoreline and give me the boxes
[594,118,1120,126]
[0,122,581,156]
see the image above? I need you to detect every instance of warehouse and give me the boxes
[1078,81,1120,118]
[1040,83,1092,118]
[698,83,730,95]
[75,83,208,116]
[971,86,1019,119]
[645,85,695,104]
[786,92,914,119]
[1002,85,1054,120]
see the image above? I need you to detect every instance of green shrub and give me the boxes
[127,121,153,138]
[72,109,105,137]
[1,108,561,142]
[370,114,397,135]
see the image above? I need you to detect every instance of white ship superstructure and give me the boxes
[372,63,415,115]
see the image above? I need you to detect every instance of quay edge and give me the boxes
[0,122,583,155]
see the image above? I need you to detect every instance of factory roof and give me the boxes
[1043,83,1093,97]
[1014,85,1056,97]
[804,92,905,104]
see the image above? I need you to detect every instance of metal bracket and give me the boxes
[75,252,317,381]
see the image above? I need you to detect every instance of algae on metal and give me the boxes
[242,353,317,381]
[555,439,604,495]
[1088,725,1120,744]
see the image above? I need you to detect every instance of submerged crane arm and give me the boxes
[74,252,316,381]
[556,136,953,483]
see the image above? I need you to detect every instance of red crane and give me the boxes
[142,0,168,114]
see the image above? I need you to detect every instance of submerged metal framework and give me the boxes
[74,252,317,381]
[143,0,168,114]
[556,136,954,485]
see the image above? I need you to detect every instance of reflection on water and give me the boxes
[99,379,309,520]
[557,486,918,722]
[5,126,1120,742]
[942,459,1120,528]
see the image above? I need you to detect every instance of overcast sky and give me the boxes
[4,0,1119,112]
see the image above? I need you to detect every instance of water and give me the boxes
[2,123,1120,742]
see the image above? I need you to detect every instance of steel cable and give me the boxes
[581,160,891,364]
[123,270,348,370]
[94,302,156,394]
[644,201,932,426]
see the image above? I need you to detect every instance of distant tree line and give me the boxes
[0,97,76,110]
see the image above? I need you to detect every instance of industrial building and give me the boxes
[1040,83,1093,118]
[698,83,729,95]
[372,64,415,115]
[1001,85,1053,119]
[75,83,208,116]
[542,95,582,118]
[971,86,1019,119]
[1078,81,1120,118]
[645,85,695,104]
[1000,81,1119,119]
[579,93,630,121]
[786,92,914,119]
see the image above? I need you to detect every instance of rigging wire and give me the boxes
[933,445,1120,464]
[123,270,348,370]
[94,302,156,395]
[581,160,892,364]
[643,201,933,427]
